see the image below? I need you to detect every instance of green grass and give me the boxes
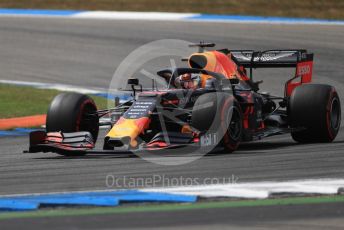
[1,195,344,220]
[0,0,343,20]
[0,84,108,119]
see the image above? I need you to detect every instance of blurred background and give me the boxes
[0,0,343,20]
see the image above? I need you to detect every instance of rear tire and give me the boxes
[46,93,99,142]
[289,84,341,143]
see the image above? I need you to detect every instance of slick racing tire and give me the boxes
[192,92,242,153]
[289,84,341,143]
[220,97,243,153]
[46,93,99,142]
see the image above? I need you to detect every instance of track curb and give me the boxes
[0,115,46,130]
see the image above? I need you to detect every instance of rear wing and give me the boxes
[221,49,313,68]
[219,49,314,97]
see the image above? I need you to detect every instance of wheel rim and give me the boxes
[330,97,341,130]
[79,102,99,140]
[225,107,241,141]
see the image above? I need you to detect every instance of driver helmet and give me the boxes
[175,73,201,89]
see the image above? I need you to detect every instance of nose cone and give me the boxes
[105,117,150,149]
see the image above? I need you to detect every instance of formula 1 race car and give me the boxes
[28,42,341,155]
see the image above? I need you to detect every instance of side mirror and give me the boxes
[252,80,263,92]
[229,78,239,85]
[127,78,142,99]
[127,78,139,86]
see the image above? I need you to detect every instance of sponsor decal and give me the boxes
[200,133,218,147]
[234,51,295,62]
[124,100,156,119]
[297,64,311,75]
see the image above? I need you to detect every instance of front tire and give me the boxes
[46,93,99,142]
[289,84,341,143]
[221,98,243,152]
[192,93,242,153]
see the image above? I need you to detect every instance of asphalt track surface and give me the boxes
[0,17,344,228]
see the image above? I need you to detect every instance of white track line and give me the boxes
[143,178,344,199]
[73,11,197,21]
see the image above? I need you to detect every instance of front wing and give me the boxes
[26,131,217,156]
[26,127,296,156]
